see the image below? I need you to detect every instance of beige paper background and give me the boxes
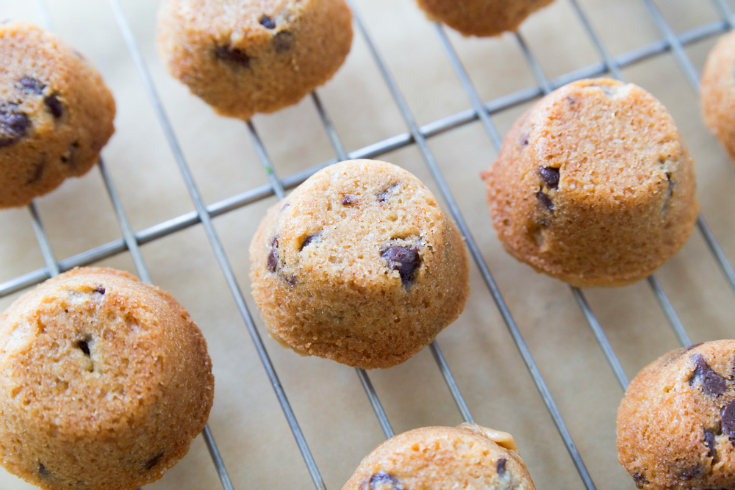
[1,0,735,488]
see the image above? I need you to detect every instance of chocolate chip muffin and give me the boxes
[157,0,353,120]
[617,340,735,489]
[0,268,214,490]
[249,159,469,369]
[701,30,735,161]
[342,424,536,489]
[415,0,555,37]
[0,21,115,208]
[481,78,698,288]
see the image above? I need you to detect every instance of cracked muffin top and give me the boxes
[482,78,698,287]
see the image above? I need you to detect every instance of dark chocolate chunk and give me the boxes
[633,473,649,485]
[369,472,400,489]
[342,194,355,206]
[665,173,673,199]
[267,249,278,272]
[39,462,51,478]
[0,110,29,147]
[214,45,250,67]
[722,400,735,440]
[274,31,293,52]
[19,77,43,94]
[76,339,91,357]
[95,286,106,295]
[144,452,164,471]
[704,428,717,459]
[565,96,575,104]
[381,245,421,286]
[44,93,63,119]
[26,159,44,184]
[539,167,559,189]
[520,134,529,147]
[689,354,727,397]
[536,190,554,211]
[686,343,703,351]
[300,233,320,251]
[259,15,276,29]
[284,275,297,286]
[496,458,507,476]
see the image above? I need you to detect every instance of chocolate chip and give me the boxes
[0,110,29,147]
[565,96,575,104]
[39,462,50,478]
[539,167,559,189]
[44,93,63,119]
[19,77,43,94]
[665,173,673,199]
[274,31,293,52]
[633,473,649,485]
[689,354,727,397]
[679,465,702,480]
[76,339,91,357]
[95,286,105,295]
[61,142,79,166]
[214,45,250,67]
[26,159,44,184]
[381,245,421,286]
[267,249,278,272]
[144,452,164,471]
[497,458,507,476]
[369,472,400,489]
[377,184,398,203]
[342,194,355,206]
[284,275,297,286]
[520,135,529,147]
[590,84,614,96]
[259,15,276,29]
[300,233,320,251]
[722,400,735,440]
[686,343,703,351]
[704,428,717,459]
[267,237,279,272]
[536,190,554,211]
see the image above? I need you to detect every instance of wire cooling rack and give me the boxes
[2,0,735,489]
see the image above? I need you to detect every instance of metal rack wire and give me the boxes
[2,0,735,488]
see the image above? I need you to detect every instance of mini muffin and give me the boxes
[0,268,214,490]
[157,0,353,120]
[415,0,555,37]
[342,424,536,489]
[701,30,735,161]
[0,21,115,208]
[617,340,735,489]
[481,78,698,287]
[249,159,469,369]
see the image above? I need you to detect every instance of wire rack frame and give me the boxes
[1,0,734,489]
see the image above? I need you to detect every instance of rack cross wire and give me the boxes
[2,0,735,488]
